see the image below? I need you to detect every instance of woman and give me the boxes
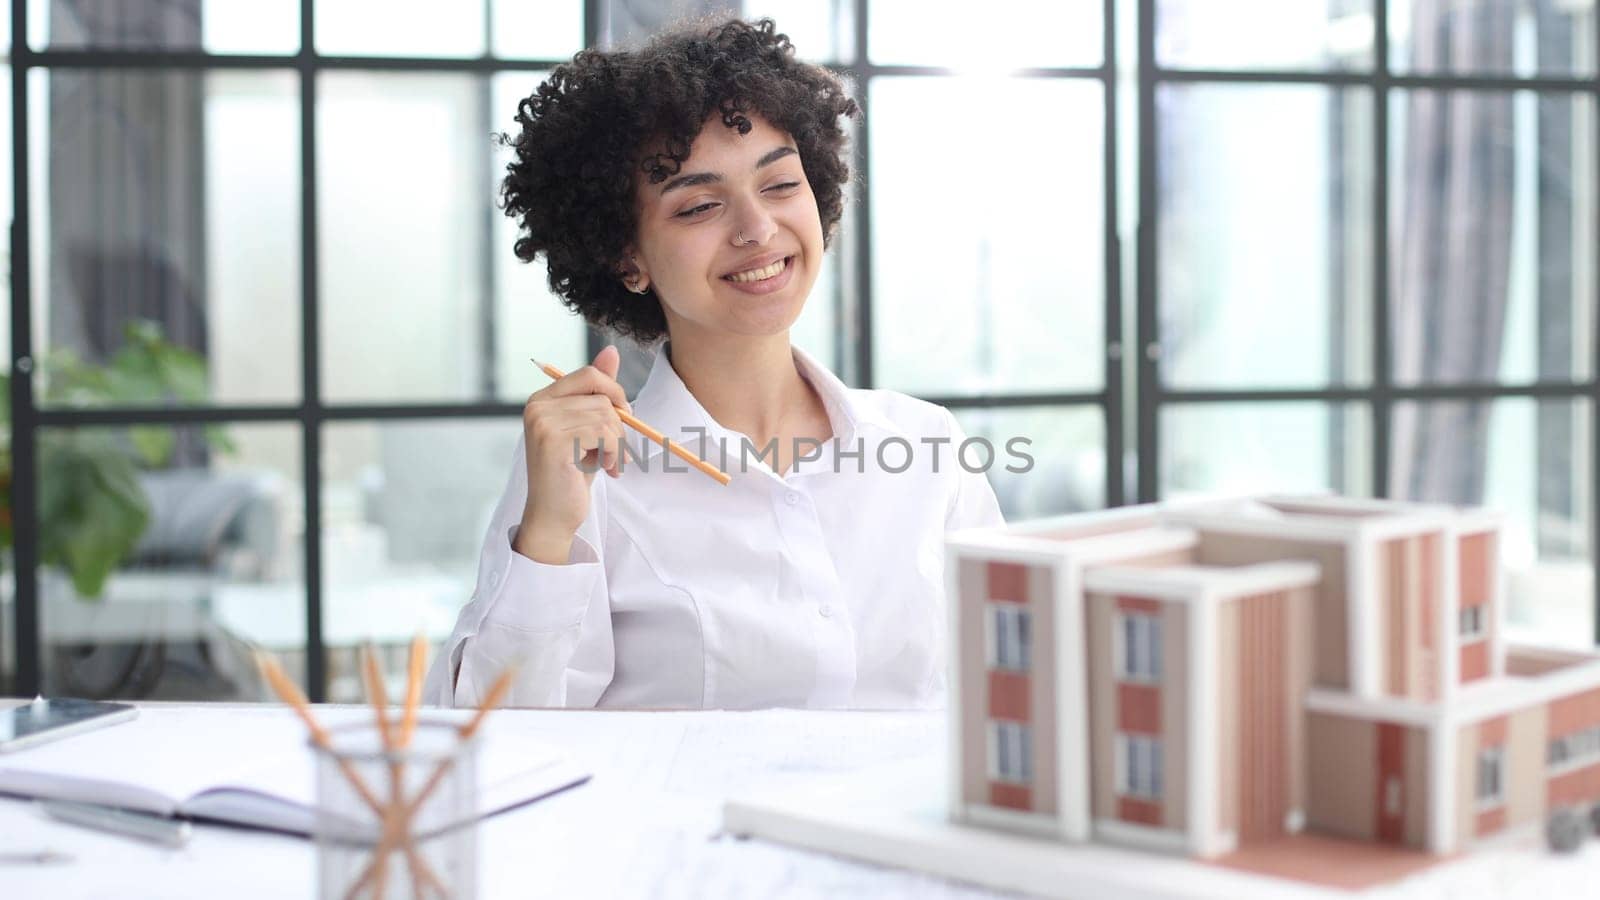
[426,17,1005,710]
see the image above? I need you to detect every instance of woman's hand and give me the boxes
[516,345,630,564]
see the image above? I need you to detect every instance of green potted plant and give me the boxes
[1,319,236,599]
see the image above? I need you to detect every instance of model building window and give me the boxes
[1548,725,1600,771]
[1116,612,1162,682]
[1116,733,1163,800]
[988,720,1033,783]
[1459,605,1487,641]
[1476,746,1504,807]
[987,604,1033,671]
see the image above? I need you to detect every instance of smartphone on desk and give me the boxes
[0,698,137,753]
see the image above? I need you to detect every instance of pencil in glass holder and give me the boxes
[311,718,478,900]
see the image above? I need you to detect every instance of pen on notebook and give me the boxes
[39,800,191,848]
[529,356,732,486]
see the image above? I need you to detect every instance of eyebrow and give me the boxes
[658,146,798,196]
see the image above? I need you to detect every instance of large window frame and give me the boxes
[5,2,1597,699]
[3,0,1122,700]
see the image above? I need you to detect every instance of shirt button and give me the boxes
[785,491,800,505]
[819,604,832,618]
[488,571,501,589]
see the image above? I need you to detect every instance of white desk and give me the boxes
[0,702,998,899]
[0,702,1596,899]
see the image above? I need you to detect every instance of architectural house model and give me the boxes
[947,494,1600,860]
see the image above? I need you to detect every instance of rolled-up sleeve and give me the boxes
[423,436,615,708]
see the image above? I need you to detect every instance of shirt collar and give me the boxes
[626,341,902,471]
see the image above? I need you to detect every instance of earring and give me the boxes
[623,255,649,293]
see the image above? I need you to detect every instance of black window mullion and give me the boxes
[9,0,38,697]
[583,0,605,363]
[1373,0,1392,501]
[851,0,872,389]
[1156,67,1597,92]
[1102,0,1124,508]
[298,0,327,701]
[1164,383,1594,404]
[23,51,569,72]
[855,62,1104,79]
[1135,0,1158,503]
[479,0,498,402]
[1592,7,1600,647]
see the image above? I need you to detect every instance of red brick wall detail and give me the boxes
[1459,533,1491,608]
[1117,683,1161,735]
[1479,715,1508,746]
[1117,595,1162,615]
[1472,716,1510,839]
[988,670,1030,722]
[1375,723,1406,844]
[1549,687,1600,738]
[1118,797,1163,826]
[1384,540,1406,696]
[1475,805,1507,838]
[1549,762,1600,810]
[990,782,1031,811]
[1544,689,1600,809]
[1460,640,1490,683]
[1239,591,1290,843]
[1420,534,1436,656]
[987,561,1028,604]
[1458,532,1493,686]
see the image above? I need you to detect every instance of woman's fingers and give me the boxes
[588,419,627,478]
[518,353,628,540]
[545,415,628,476]
[531,402,624,449]
[607,421,625,476]
[533,364,631,414]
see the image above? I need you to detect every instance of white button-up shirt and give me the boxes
[424,343,1005,710]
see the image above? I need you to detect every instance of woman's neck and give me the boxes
[664,332,825,447]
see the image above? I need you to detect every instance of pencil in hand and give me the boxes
[529,356,732,486]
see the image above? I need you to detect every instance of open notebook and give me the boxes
[0,705,589,837]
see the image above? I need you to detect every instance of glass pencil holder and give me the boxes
[311,718,479,900]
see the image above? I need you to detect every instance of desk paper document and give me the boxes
[0,706,587,836]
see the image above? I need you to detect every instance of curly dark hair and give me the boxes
[499,16,859,344]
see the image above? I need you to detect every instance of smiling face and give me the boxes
[626,112,825,345]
